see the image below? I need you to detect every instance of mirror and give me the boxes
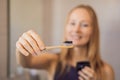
[9,0,120,80]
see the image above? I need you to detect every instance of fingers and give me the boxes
[78,67,96,80]
[16,30,45,56]
[82,67,94,78]
[27,30,45,50]
[19,37,36,55]
[78,76,84,80]
[22,32,40,54]
[16,41,29,56]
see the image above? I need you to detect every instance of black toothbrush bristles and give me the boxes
[64,41,72,44]
[63,41,73,46]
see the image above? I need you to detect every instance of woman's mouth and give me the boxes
[72,35,82,40]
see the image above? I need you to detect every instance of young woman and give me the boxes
[16,5,114,80]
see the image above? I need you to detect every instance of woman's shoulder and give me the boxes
[103,62,114,73]
[103,62,115,80]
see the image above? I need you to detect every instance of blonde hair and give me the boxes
[58,4,105,80]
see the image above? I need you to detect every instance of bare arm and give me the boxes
[16,30,58,70]
[16,49,58,70]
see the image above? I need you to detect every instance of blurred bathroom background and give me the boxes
[0,0,120,80]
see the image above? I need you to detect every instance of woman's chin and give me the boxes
[73,42,86,47]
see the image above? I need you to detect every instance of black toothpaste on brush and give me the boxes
[63,41,73,46]
[64,41,72,43]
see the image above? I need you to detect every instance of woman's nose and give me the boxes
[73,25,81,33]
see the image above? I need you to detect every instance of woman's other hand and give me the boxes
[16,30,45,56]
[78,66,96,80]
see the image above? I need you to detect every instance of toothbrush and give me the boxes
[44,41,73,50]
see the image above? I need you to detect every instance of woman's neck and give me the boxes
[70,46,88,66]
[72,46,87,57]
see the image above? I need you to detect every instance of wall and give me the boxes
[0,0,8,79]
[10,0,120,80]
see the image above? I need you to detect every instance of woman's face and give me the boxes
[65,8,93,47]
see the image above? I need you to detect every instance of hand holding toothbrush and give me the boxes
[16,30,73,56]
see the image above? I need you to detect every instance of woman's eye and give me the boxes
[81,23,89,27]
[70,22,75,26]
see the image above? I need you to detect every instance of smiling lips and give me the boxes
[71,35,82,40]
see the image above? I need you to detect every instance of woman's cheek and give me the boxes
[83,34,92,43]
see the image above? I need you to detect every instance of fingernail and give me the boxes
[41,46,45,50]
[25,53,29,56]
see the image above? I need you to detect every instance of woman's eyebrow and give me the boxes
[80,20,91,23]
[69,19,75,22]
